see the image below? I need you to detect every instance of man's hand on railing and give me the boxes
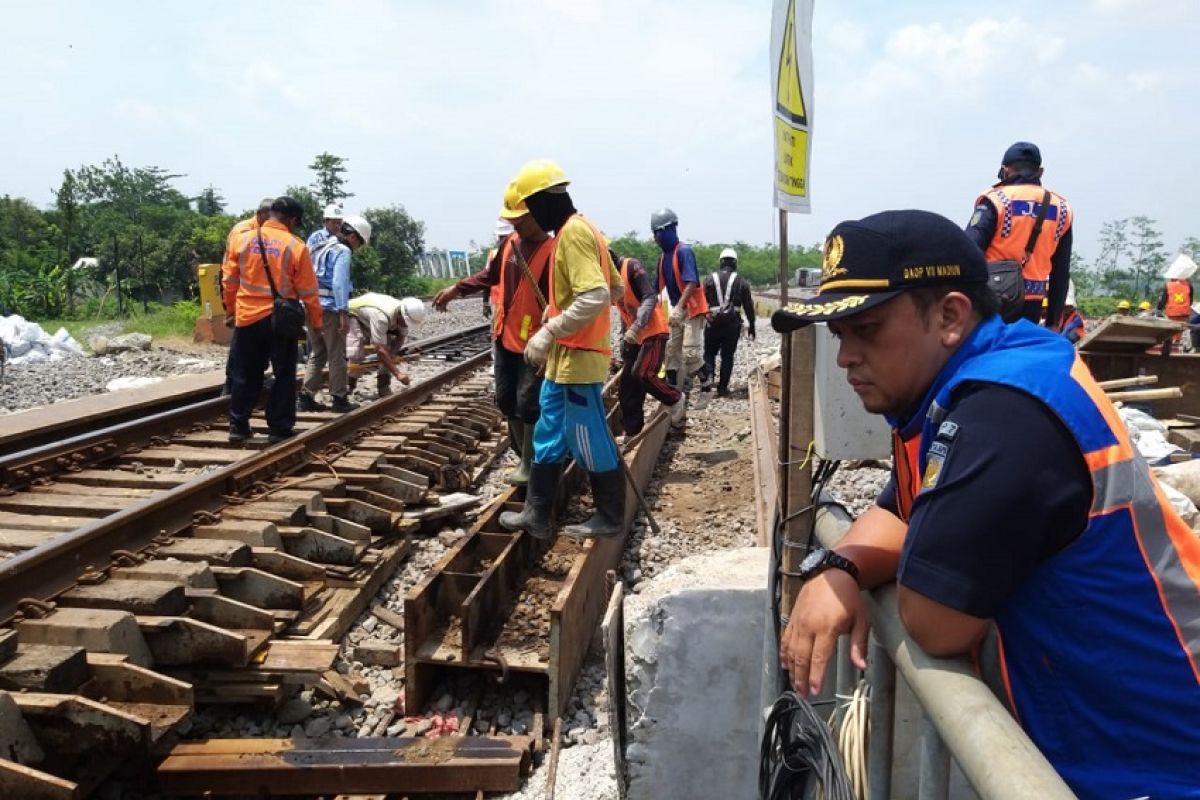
[780,570,870,697]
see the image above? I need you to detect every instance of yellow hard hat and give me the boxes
[1138,301,1152,311]
[512,159,569,202]
[1117,300,1131,310]
[498,181,528,220]
[1041,297,1049,308]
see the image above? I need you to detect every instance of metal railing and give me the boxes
[813,502,1077,800]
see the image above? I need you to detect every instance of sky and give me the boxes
[1,0,1197,262]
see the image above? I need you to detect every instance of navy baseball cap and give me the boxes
[771,210,988,331]
[1002,141,1041,167]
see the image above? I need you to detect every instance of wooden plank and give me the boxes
[0,511,88,533]
[1078,314,1185,353]
[0,756,79,800]
[1105,387,1183,402]
[157,736,533,795]
[602,580,628,799]
[1096,374,1159,390]
[0,493,129,517]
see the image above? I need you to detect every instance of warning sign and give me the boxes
[770,0,814,214]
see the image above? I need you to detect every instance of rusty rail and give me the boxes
[0,350,490,622]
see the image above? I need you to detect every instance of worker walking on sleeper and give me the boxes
[499,159,625,540]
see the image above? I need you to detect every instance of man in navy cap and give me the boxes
[772,210,1200,799]
[965,142,1073,327]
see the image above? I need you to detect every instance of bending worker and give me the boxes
[771,209,1200,799]
[612,248,682,436]
[700,247,756,397]
[347,293,426,397]
[432,185,552,485]
[499,159,625,540]
[222,196,321,443]
[965,141,1073,327]
[651,208,708,408]
[299,215,371,414]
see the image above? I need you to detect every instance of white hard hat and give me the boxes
[341,214,371,245]
[719,247,738,261]
[495,220,514,239]
[323,203,344,219]
[1065,280,1076,307]
[400,297,427,327]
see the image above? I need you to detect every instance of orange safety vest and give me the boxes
[221,219,322,329]
[656,244,710,319]
[978,184,1072,300]
[493,235,552,354]
[891,430,924,523]
[1165,279,1191,319]
[547,215,612,356]
[616,258,669,343]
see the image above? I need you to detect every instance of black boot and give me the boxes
[331,395,359,413]
[297,392,327,412]
[499,461,563,539]
[376,373,392,398]
[564,469,625,538]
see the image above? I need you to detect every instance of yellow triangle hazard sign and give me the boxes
[776,0,807,126]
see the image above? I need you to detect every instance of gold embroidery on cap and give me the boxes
[821,234,847,280]
[784,294,869,316]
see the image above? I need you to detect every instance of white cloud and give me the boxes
[1128,71,1165,92]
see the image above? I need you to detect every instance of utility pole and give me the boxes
[138,234,149,313]
[112,233,124,319]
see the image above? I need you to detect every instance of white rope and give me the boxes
[834,679,871,800]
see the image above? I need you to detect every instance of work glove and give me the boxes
[669,305,687,326]
[524,325,554,369]
[623,326,640,346]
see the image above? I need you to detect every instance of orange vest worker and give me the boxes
[978,184,1073,300]
[657,245,710,318]
[547,215,611,356]
[617,258,669,343]
[222,219,322,330]
[1164,279,1191,320]
[494,235,553,354]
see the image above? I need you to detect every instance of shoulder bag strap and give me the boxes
[1021,190,1052,266]
[256,227,282,300]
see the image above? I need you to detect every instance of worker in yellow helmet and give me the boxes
[1137,300,1154,318]
[1116,300,1131,316]
[498,159,625,540]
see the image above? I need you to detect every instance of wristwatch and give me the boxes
[796,547,860,584]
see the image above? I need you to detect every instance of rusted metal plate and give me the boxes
[157,735,533,796]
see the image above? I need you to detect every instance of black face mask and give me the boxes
[524,190,576,234]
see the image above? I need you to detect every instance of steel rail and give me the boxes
[0,348,491,622]
[0,324,492,488]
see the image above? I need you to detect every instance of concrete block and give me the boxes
[18,607,154,668]
[623,547,768,800]
[0,690,44,764]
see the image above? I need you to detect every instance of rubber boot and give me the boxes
[376,372,392,398]
[563,469,625,538]
[297,392,327,412]
[499,461,563,540]
[331,395,359,413]
[507,422,535,486]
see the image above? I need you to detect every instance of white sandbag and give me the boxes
[1119,406,1167,435]
[50,327,84,356]
[105,376,163,392]
[1153,459,1200,509]
[1157,481,1199,527]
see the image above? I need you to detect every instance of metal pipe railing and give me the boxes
[814,504,1077,800]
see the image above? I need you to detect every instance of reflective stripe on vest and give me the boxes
[979,185,1072,297]
[656,244,710,318]
[1165,279,1191,319]
[547,215,612,356]
[494,235,551,354]
[617,258,669,344]
[892,316,1200,797]
[311,238,345,298]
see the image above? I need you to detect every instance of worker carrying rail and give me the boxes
[771,209,1200,799]
[432,183,554,486]
[498,159,625,540]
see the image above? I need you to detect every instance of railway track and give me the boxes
[0,326,505,797]
[0,320,670,799]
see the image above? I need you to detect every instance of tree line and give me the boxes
[1071,216,1200,305]
[0,153,427,320]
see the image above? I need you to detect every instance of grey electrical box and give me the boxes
[812,323,892,460]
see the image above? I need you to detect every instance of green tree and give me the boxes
[308,152,354,206]
[355,205,426,295]
[1096,218,1132,297]
[195,186,226,216]
[1179,236,1200,263]
[1129,215,1165,299]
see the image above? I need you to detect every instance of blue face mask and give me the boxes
[654,225,678,250]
